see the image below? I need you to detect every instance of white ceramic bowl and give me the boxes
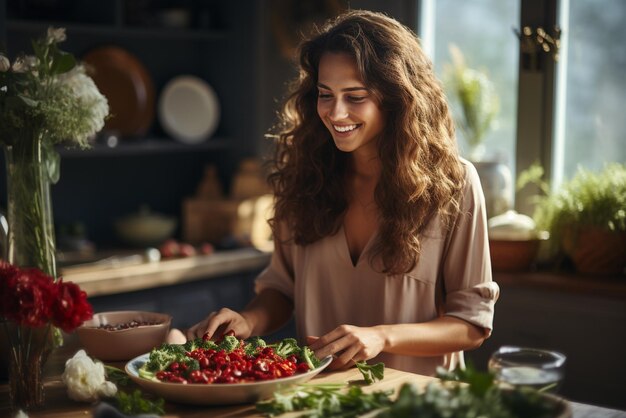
[125,354,332,405]
[77,311,172,361]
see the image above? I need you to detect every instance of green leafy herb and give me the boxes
[115,389,165,416]
[104,365,130,386]
[256,383,393,417]
[380,365,560,418]
[355,361,385,384]
[257,364,562,418]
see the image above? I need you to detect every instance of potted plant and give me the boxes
[519,162,626,276]
[444,45,512,219]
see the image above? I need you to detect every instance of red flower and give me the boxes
[51,279,93,333]
[1,267,56,327]
[0,262,92,332]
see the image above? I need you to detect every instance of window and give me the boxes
[553,0,626,184]
[420,0,626,207]
[420,0,520,173]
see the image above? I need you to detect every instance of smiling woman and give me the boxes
[175,10,499,378]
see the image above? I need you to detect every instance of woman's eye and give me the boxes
[348,96,366,103]
[318,93,332,100]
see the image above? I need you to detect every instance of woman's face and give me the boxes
[316,52,385,157]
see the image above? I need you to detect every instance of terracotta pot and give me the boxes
[489,239,542,272]
[563,226,626,276]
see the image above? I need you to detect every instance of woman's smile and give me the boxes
[333,123,361,134]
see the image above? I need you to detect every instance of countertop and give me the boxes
[61,248,272,297]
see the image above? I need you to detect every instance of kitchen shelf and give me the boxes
[6,20,228,41]
[57,137,231,158]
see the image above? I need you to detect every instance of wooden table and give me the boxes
[0,368,433,418]
[0,337,435,418]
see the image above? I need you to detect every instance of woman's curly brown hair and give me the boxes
[268,10,465,274]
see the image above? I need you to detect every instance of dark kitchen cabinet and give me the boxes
[0,0,265,247]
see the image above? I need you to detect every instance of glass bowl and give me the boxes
[488,346,566,392]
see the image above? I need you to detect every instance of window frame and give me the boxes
[515,0,559,215]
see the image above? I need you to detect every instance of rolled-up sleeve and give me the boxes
[254,223,295,301]
[442,162,499,336]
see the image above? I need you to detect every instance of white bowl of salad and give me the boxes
[125,335,332,405]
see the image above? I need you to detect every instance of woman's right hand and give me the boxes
[185,308,253,341]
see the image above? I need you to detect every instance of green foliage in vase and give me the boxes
[1,27,108,278]
[444,44,499,158]
[0,27,109,149]
[518,162,626,254]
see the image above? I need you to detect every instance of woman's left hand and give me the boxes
[307,324,386,370]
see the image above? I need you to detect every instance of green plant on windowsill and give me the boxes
[444,44,500,161]
[518,162,626,275]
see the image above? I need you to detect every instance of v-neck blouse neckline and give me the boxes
[337,224,377,268]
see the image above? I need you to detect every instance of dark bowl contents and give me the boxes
[96,320,161,331]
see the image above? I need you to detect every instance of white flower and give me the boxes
[47,27,67,44]
[11,57,27,73]
[62,350,117,403]
[0,54,10,72]
[58,65,109,141]
[11,55,38,73]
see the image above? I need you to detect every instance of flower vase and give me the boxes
[3,134,58,410]
[5,323,49,410]
[5,135,57,277]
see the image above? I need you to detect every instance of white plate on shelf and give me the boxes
[158,75,220,144]
[125,353,332,405]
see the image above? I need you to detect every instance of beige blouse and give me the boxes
[255,160,500,376]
